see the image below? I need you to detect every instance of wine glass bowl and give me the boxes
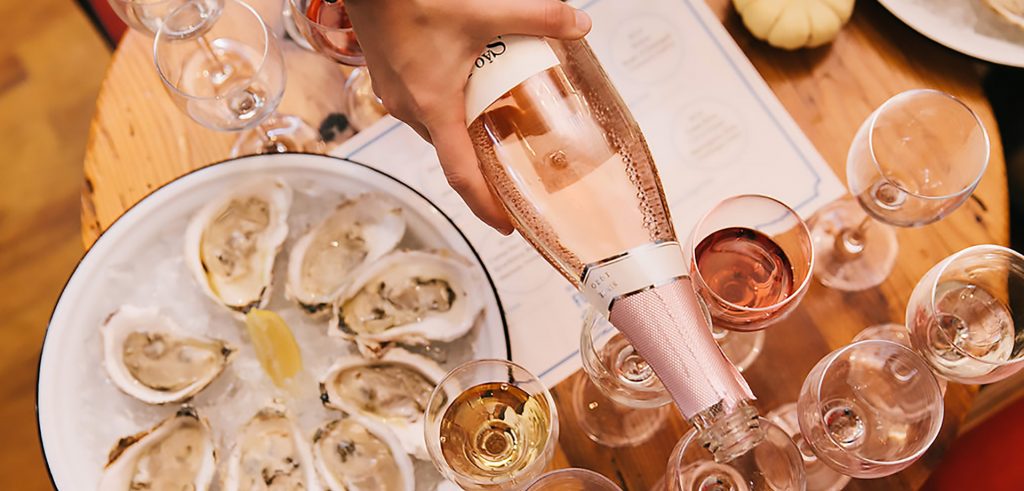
[154,0,285,132]
[906,245,1024,384]
[289,0,365,66]
[525,468,622,491]
[663,417,805,491]
[109,0,222,36]
[796,340,944,479]
[847,89,989,228]
[425,359,559,490]
[689,194,814,332]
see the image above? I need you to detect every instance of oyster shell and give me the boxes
[311,416,415,491]
[101,305,235,405]
[319,348,446,459]
[223,404,321,491]
[99,406,217,491]
[185,177,292,315]
[328,250,485,351]
[286,194,406,316]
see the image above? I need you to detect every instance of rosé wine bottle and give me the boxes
[465,36,760,461]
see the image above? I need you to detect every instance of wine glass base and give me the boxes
[767,403,852,491]
[811,198,898,292]
[345,67,388,131]
[714,329,766,373]
[231,113,326,157]
[852,324,948,394]
[571,374,668,448]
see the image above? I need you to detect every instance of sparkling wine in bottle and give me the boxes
[465,36,760,461]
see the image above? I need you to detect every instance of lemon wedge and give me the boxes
[244,309,303,387]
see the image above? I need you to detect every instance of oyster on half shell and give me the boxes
[328,250,485,352]
[319,348,446,459]
[185,177,292,315]
[99,406,217,491]
[222,403,321,491]
[311,416,415,491]
[286,194,406,316]
[101,305,235,405]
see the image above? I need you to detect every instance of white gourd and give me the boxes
[734,0,855,50]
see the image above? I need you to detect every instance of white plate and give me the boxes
[877,0,1024,67]
[36,153,509,489]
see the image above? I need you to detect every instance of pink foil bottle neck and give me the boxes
[606,277,754,420]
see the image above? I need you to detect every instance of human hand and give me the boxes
[344,0,592,234]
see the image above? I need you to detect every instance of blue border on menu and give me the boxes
[343,0,829,380]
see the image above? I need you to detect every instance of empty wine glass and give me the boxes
[905,245,1024,384]
[154,0,325,156]
[109,0,222,35]
[526,468,622,491]
[852,244,1024,393]
[425,359,559,490]
[289,0,387,131]
[812,89,989,291]
[769,340,943,490]
[655,417,805,491]
[574,309,671,447]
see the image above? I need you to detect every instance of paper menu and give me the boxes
[331,0,845,386]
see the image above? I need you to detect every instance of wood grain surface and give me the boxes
[75,0,1009,490]
[0,0,111,489]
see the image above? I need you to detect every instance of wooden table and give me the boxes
[79,0,1008,489]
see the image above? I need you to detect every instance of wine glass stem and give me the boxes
[836,215,872,258]
[253,120,288,153]
[195,34,230,78]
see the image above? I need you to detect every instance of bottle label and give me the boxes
[465,35,560,124]
[580,241,690,315]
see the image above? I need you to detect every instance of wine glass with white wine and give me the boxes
[425,359,558,491]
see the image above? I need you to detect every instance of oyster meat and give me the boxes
[99,406,217,491]
[311,416,414,491]
[287,194,405,316]
[101,305,235,405]
[319,348,446,458]
[329,250,485,349]
[185,177,292,314]
[223,404,321,491]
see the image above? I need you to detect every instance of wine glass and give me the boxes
[425,359,559,490]
[289,0,387,131]
[108,0,222,35]
[769,340,944,490]
[656,417,805,491]
[526,469,622,491]
[688,194,813,370]
[905,244,1024,384]
[574,309,671,447]
[812,89,989,291]
[154,0,325,156]
[853,244,1024,393]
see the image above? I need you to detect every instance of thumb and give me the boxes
[481,0,592,40]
